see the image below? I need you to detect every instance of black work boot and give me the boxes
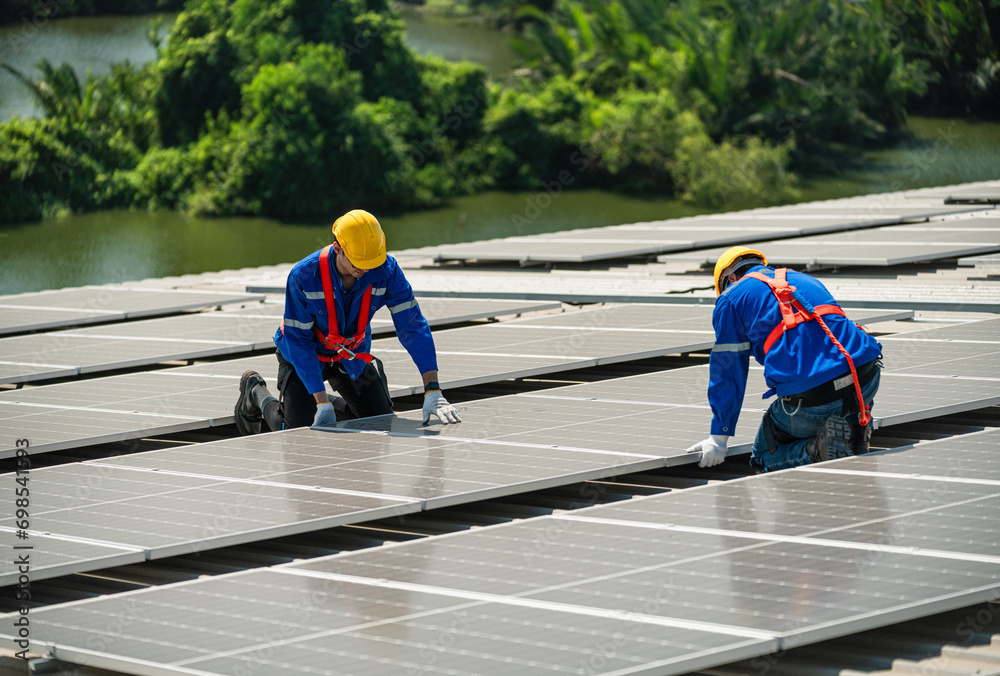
[851,420,873,454]
[235,370,277,436]
[806,416,854,464]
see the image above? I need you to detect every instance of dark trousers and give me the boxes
[266,349,393,430]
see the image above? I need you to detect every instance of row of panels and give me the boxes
[414,204,992,264]
[658,215,1000,268]
[0,298,561,385]
[0,287,264,336]
[8,427,999,675]
[0,305,907,458]
[4,315,997,589]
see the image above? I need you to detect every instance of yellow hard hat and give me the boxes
[714,246,767,295]
[332,209,386,269]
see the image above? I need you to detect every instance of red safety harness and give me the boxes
[745,268,871,426]
[281,245,374,364]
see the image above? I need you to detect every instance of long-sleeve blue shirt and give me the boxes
[273,249,438,394]
[708,265,882,436]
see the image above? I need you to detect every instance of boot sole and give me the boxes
[823,416,855,460]
[235,370,264,436]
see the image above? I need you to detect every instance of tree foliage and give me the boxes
[0,0,994,225]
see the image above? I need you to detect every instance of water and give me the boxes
[1,12,998,295]
[0,14,171,120]
[0,191,709,295]
[0,8,515,120]
[395,5,517,76]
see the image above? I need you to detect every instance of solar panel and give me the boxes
[0,287,265,336]
[2,456,418,561]
[659,217,1000,268]
[0,530,143,587]
[9,569,776,676]
[6,433,1000,675]
[328,379,758,459]
[421,202,999,265]
[0,424,666,583]
[881,316,1000,343]
[0,372,248,458]
[88,430,665,510]
[422,218,879,265]
[802,427,1000,482]
[880,325,1000,375]
[508,361,997,435]
[732,203,991,220]
[944,187,1000,204]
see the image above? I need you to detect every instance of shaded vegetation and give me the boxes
[0,0,183,24]
[1,0,997,224]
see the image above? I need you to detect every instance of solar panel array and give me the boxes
[0,305,905,458]
[0,426,670,586]
[0,298,561,385]
[411,204,991,264]
[658,216,1000,268]
[3,183,998,676]
[8,427,1000,676]
[0,308,917,584]
[0,287,265,336]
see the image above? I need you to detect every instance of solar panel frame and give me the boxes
[0,288,265,336]
[0,530,145,587]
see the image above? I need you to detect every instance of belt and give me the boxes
[781,358,880,408]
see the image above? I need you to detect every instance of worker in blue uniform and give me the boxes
[686,247,882,472]
[235,209,461,434]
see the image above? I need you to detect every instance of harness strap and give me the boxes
[762,304,845,353]
[314,245,374,364]
[745,269,871,426]
[289,245,373,364]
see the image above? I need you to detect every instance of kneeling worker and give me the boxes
[235,209,461,433]
[687,247,881,471]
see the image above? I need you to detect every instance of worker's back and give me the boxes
[714,265,882,397]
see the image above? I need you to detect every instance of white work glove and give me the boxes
[422,390,461,425]
[686,434,729,468]
[312,402,338,428]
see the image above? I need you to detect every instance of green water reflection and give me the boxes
[0,14,172,120]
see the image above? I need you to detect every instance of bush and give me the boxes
[0,118,136,223]
[584,90,704,191]
[485,76,587,187]
[670,134,798,207]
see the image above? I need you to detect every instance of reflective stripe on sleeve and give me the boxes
[284,318,315,330]
[712,341,751,352]
[388,299,418,314]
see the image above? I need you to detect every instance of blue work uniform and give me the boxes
[274,249,437,396]
[708,265,882,468]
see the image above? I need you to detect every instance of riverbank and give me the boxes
[3,114,998,296]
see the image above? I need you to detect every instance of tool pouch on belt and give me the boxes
[760,408,800,453]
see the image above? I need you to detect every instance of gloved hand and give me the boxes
[312,402,338,428]
[686,434,729,468]
[422,390,461,425]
